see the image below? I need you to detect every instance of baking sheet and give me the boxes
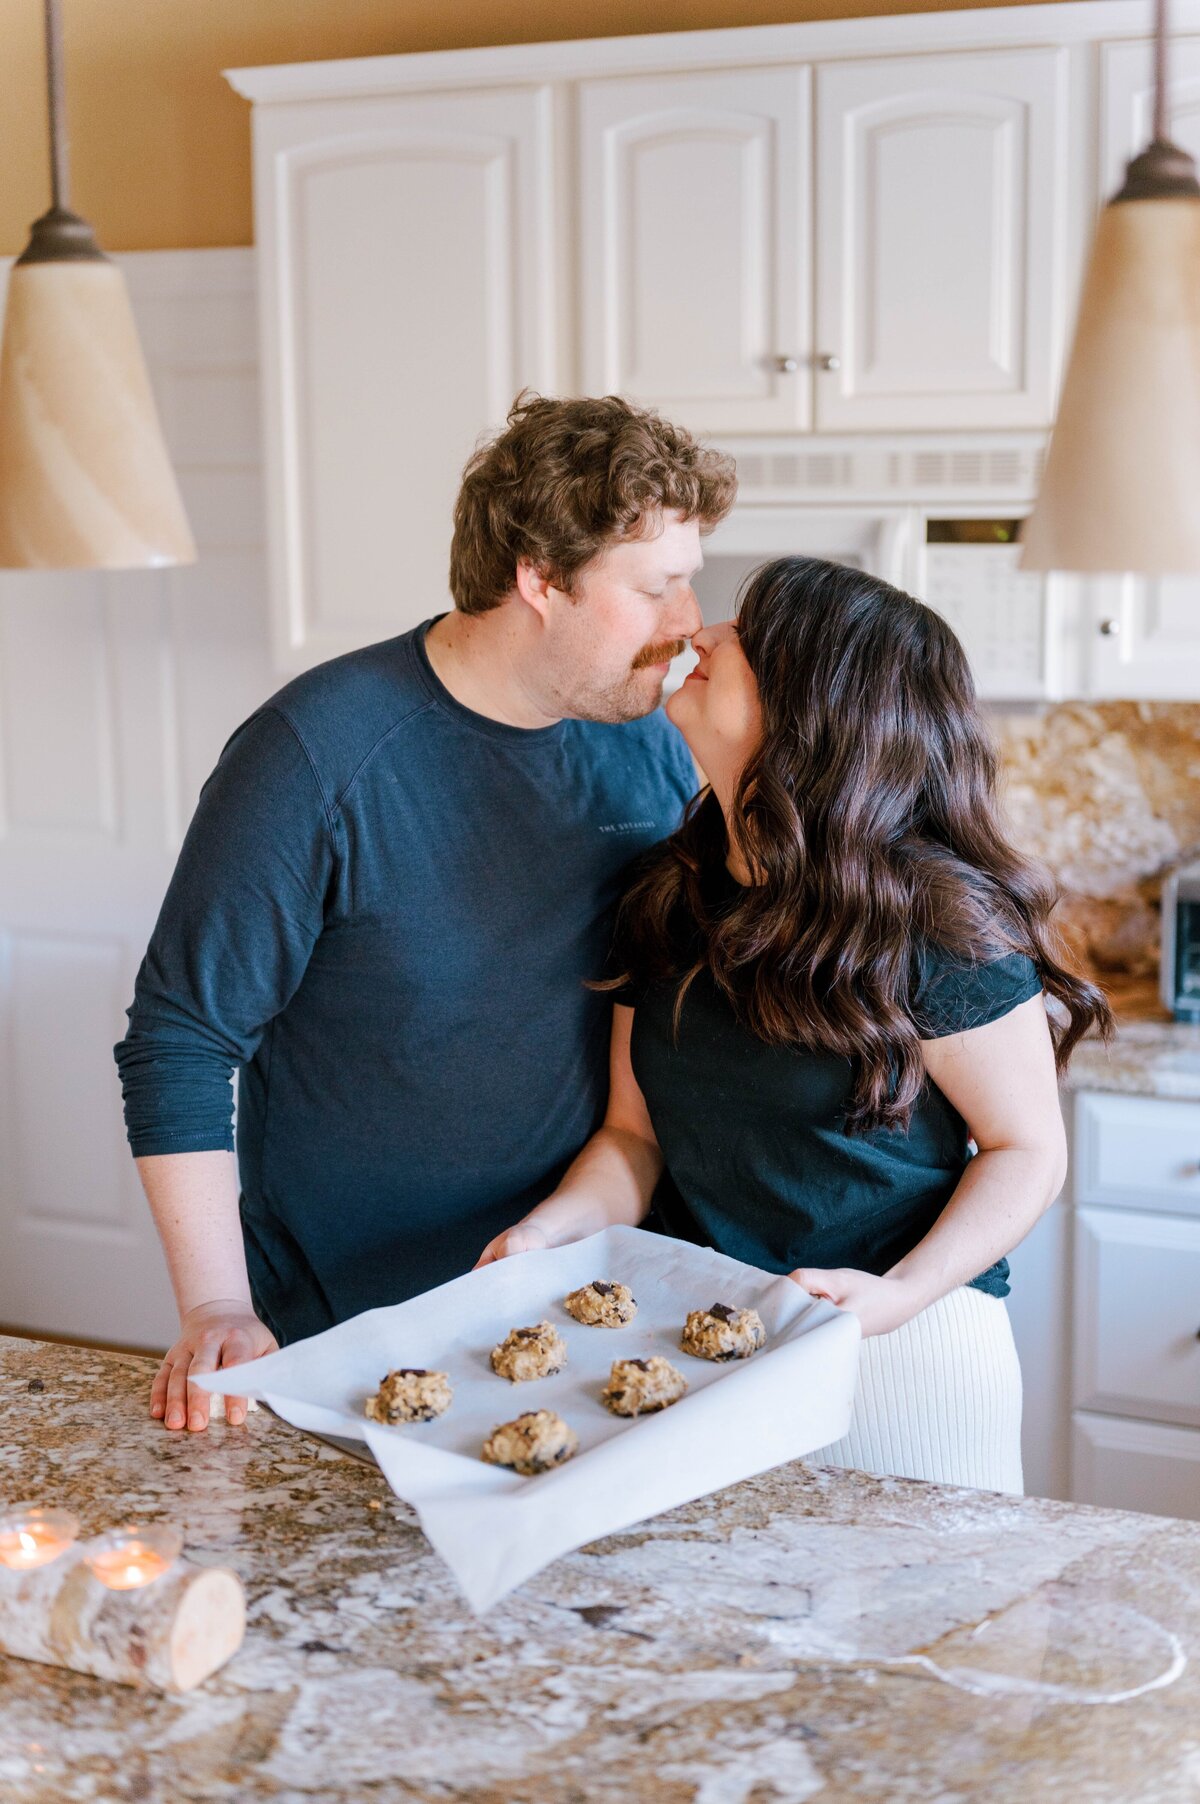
[196,1225,861,1612]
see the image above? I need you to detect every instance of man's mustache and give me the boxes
[632,638,688,671]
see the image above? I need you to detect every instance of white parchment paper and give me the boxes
[196,1225,861,1612]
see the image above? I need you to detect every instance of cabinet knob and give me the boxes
[773,355,799,373]
[818,353,841,372]
[1099,617,1121,637]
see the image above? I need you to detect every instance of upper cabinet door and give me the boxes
[579,67,811,434]
[1082,574,1200,700]
[252,87,557,670]
[815,49,1066,432]
[1101,35,1200,196]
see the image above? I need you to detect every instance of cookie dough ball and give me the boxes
[564,1279,638,1327]
[481,1409,579,1476]
[490,1321,567,1383]
[364,1368,453,1424]
[680,1302,767,1362]
[601,1355,688,1416]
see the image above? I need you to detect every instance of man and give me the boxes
[114,391,736,1432]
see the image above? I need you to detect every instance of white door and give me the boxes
[579,66,812,434]
[251,86,558,672]
[815,48,1066,431]
[0,251,273,1350]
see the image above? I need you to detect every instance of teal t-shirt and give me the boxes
[622,869,1043,1297]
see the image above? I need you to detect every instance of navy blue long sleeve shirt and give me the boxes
[114,620,695,1344]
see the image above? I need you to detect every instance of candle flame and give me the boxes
[18,1531,36,1555]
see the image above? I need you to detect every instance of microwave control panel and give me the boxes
[921,519,1051,701]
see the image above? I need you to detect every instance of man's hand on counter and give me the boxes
[151,1300,278,1432]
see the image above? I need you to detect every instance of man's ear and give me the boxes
[515,557,557,623]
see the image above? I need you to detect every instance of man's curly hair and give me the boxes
[449,391,737,614]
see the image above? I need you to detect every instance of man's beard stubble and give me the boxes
[580,637,688,724]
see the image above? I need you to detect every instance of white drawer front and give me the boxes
[1074,1091,1200,1216]
[1074,1207,1200,1427]
[1071,1412,1200,1521]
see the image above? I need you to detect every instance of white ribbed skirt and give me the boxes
[810,1284,1025,1495]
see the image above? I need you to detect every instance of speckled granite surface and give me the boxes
[1066,1019,1200,1102]
[1,1335,1198,1801]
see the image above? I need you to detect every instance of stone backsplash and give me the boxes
[993,702,1200,1015]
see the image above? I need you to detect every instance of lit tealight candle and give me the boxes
[82,1524,182,1591]
[0,1506,79,1570]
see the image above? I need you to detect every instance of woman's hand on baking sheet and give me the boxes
[473,1220,553,1267]
[151,1300,278,1432]
[788,1266,924,1338]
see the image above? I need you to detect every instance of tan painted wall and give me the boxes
[1,0,1068,253]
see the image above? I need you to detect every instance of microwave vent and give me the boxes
[731,439,1045,502]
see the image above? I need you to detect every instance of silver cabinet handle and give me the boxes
[773,355,799,373]
[818,353,841,372]
[1099,617,1121,637]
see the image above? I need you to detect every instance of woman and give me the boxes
[476,557,1111,1493]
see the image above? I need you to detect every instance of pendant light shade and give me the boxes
[0,2,195,570]
[1018,183,1200,574]
[1020,0,1200,575]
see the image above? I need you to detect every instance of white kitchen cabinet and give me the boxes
[1100,35,1200,196]
[814,48,1067,432]
[1073,1206,1200,1428]
[579,67,811,435]
[1067,1092,1200,1521]
[246,86,558,671]
[1080,574,1200,700]
[1075,1090,1200,1214]
[229,3,1200,686]
[1071,1412,1200,1521]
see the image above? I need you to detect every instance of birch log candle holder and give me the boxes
[0,1522,245,1693]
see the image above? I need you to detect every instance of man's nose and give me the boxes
[668,587,703,640]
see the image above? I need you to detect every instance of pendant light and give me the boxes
[1019,0,1200,574]
[0,0,196,569]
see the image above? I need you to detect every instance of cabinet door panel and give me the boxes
[1075,1092,1200,1218]
[1083,572,1200,700]
[816,48,1065,430]
[1101,36,1200,198]
[254,88,556,670]
[1074,1207,1200,1428]
[1072,1412,1200,1521]
[580,67,810,433]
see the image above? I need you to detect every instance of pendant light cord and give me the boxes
[1154,0,1169,143]
[43,0,69,211]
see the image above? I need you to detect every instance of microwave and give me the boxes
[1161,860,1200,1020]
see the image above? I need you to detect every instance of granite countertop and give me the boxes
[2,1336,1199,1801]
[1065,1016,1200,1102]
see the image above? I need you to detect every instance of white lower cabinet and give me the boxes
[1071,1412,1200,1521]
[1067,1092,1200,1522]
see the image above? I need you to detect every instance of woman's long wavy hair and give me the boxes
[609,556,1113,1134]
